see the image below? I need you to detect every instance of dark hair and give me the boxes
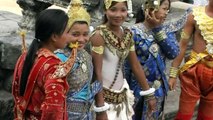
[102,1,127,24]
[135,0,171,23]
[19,9,68,96]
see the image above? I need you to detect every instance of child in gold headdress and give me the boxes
[90,0,156,120]
[55,0,102,119]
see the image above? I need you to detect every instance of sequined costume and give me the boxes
[125,22,180,119]
[175,6,213,120]
[92,25,135,120]
[56,48,102,120]
[193,0,208,6]
[12,48,75,120]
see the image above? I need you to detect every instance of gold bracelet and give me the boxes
[155,30,167,42]
[169,67,179,78]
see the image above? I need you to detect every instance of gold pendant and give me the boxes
[82,63,87,72]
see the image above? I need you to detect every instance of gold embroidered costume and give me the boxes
[180,6,213,73]
[94,25,135,61]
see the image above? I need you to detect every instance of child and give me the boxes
[55,0,102,119]
[125,0,180,119]
[90,0,156,119]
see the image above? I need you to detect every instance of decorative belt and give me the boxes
[201,59,213,68]
[67,101,91,113]
[103,88,126,104]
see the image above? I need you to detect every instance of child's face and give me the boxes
[105,2,128,26]
[69,23,89,50]
[154,0,170,22]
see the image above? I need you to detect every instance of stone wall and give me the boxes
[16,0,144,31]
[0,11,34,119]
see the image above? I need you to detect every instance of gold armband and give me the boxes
[92,46,104,54]
[169,67,179,78]
[155,30,167,42]
[180,30,190,40]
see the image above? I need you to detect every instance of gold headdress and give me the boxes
[104,0,127,9]
[67,0,90,28]
[104,0,133,17]
[143,0,160,11]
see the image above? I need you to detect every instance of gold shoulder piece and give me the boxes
[193,6,213,44]
[51,48,77,79]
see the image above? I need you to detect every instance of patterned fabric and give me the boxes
[175,63,213,120]
[56,48,102,120]
[96,25,135,61]
[92,25,135,119]
[193,6,213,44]
[175,6,213,120]
[163,8,192,34]
[193,0,208,6]
[12,48,69,120]
[180,7,213,73]
[106,79,134,120]
[125,23,180,119]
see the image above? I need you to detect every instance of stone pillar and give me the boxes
[16,0,52,31]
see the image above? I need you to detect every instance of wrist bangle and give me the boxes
[93,102,109,112]
[144,94,155,101]
[155,30,167,42]
[139,88,155,96]
[169,67,179,78]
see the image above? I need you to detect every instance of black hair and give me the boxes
[102,1,127,24]
[135,0,171,23]
[19,9,68,96]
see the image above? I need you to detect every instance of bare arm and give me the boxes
[90,30,105,107]
[169,13,195,90]
[128,50,157,112]
[127,51,150,90]
[171,13,195,68]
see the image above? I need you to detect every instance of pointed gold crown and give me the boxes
[104,0,127,9]
[67,0,90,27]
